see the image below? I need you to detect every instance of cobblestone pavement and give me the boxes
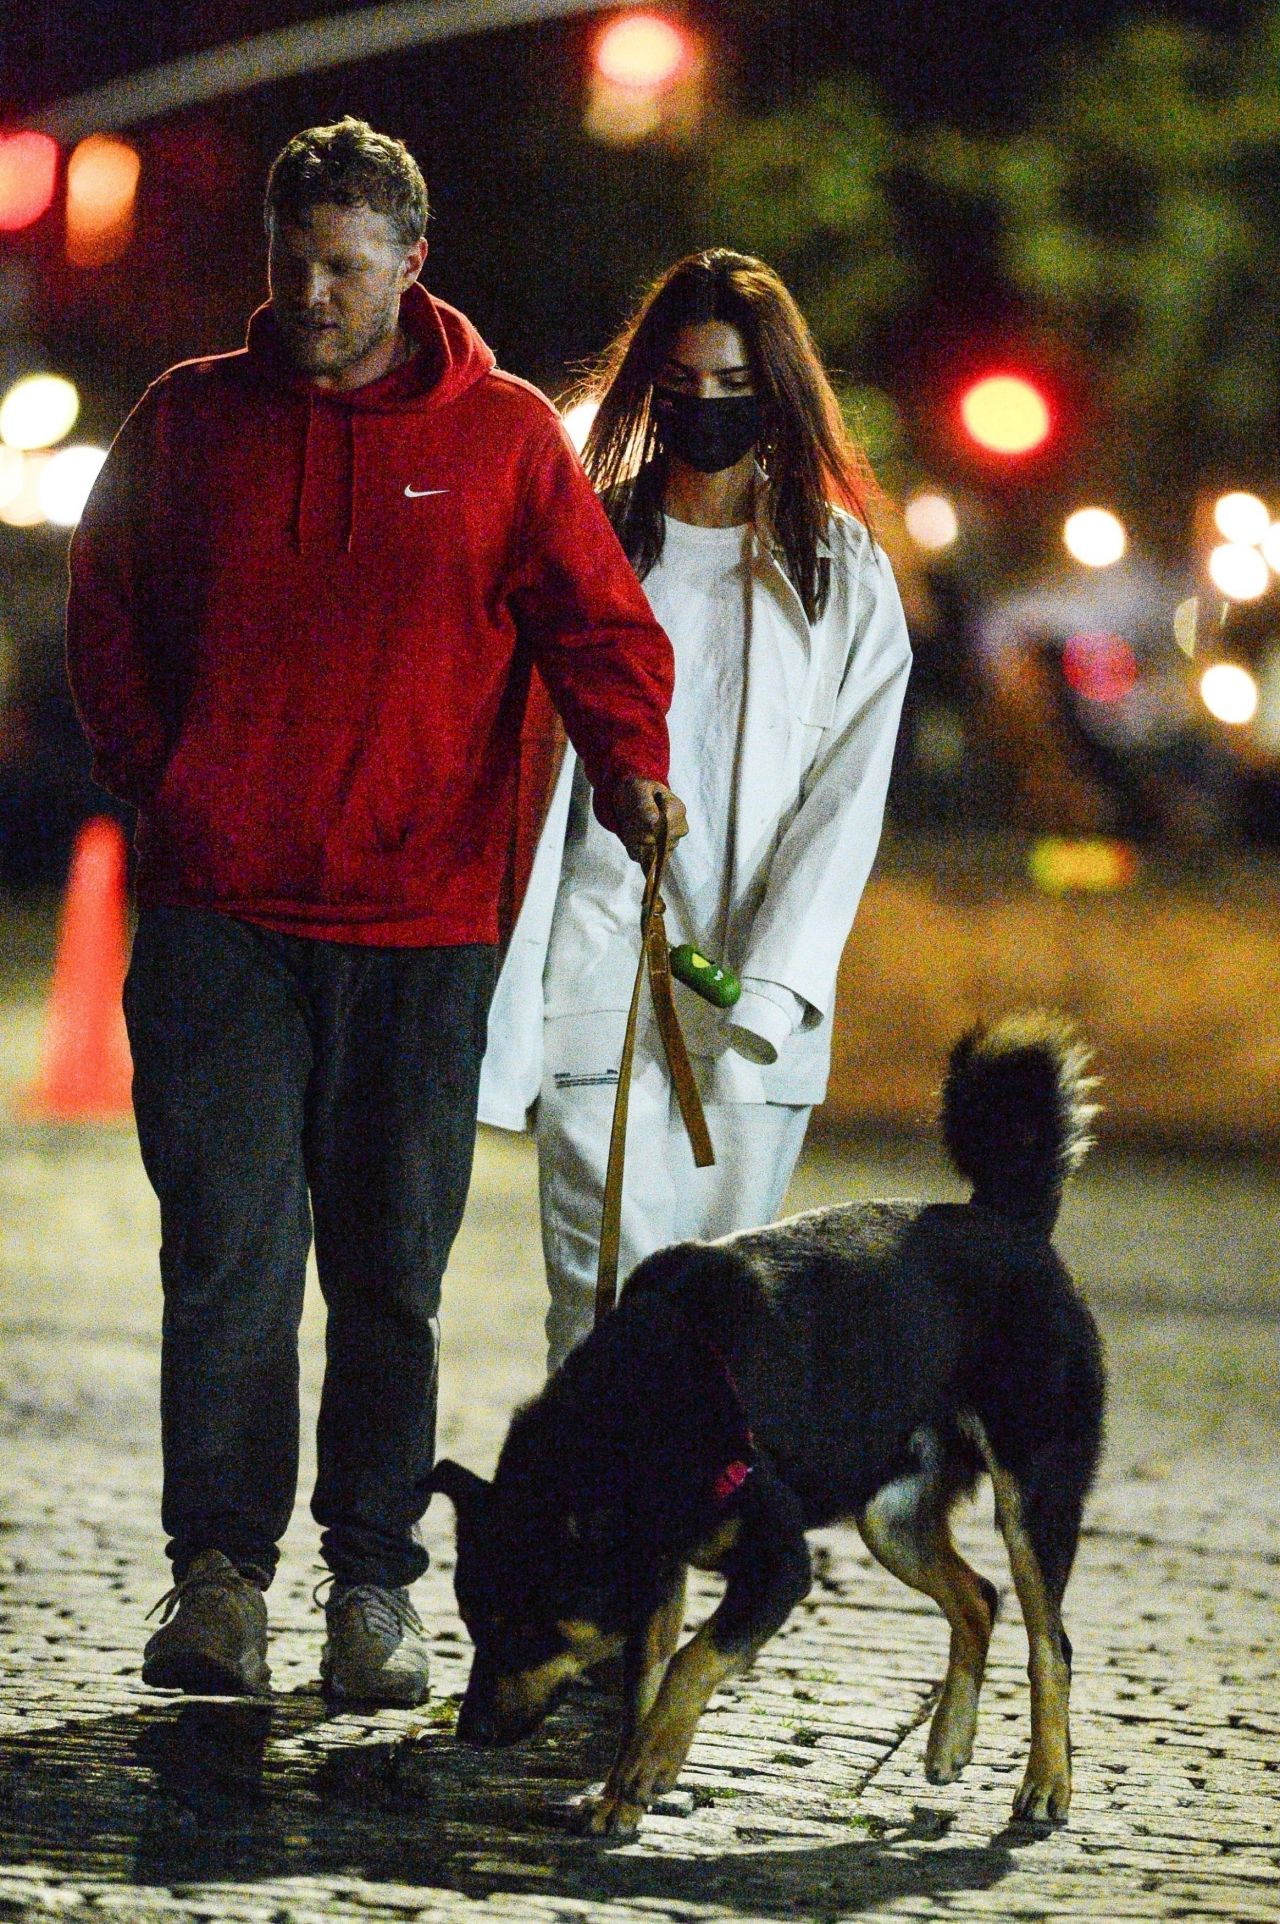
[1,978,1278,1922]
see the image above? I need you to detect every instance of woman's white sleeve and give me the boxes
[477,752,577,1129]
[739,550,912,1025]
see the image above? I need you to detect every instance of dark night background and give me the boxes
[0,0,1259,400]
[4,0,1280,883]
[3,2,1255,125]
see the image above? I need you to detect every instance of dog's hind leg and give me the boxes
[961,1414,1075,1823]
[858,1451,998,1785]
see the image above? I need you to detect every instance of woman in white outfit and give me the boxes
[480,250,911,1372]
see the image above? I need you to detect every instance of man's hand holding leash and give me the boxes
[608,777,689,866]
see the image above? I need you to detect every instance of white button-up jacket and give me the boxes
[479,508,911,1125]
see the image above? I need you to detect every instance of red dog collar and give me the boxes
[704,1340,755,1509]
[711,1457,753,1506]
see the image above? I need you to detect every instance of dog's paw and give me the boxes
[925,1733,974,1784]
[579,1721,692,1837]
[925,1678,980,1783]
[1011,1758,1071,1824]
[578,1786,645,1838]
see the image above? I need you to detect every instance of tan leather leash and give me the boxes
[594,796,714,1326]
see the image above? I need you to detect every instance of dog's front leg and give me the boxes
[585,1471,810,1837]
[617,1567,688,1756]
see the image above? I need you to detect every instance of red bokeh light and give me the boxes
[0,132,59,233]
[66,135,141,268]
[594,13,688,89]
[1062,632,1140,705]
[958,371,1053,457]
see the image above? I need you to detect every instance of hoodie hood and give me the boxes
[245,282,497,551]
[245,280,495,413]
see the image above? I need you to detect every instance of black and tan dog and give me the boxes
[432,1014,1106,1835]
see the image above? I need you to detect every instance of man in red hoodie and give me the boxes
[66,118,684,1706]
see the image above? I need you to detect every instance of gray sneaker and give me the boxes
[320,1582,431,1705]
[142,1549,270,1695]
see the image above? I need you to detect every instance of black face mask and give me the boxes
[653,389,761,473]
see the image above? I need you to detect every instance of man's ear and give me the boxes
[401,236,428,289]
[428,1459,491,1518]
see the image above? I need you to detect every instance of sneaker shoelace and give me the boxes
[146,1563,244,1626]
[314,1579,424,1640]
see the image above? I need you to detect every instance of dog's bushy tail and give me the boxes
[941,1012,1098,1233]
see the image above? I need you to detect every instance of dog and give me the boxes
[431,1013,1106,1836]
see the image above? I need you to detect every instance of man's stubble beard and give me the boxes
[280,293,400,380]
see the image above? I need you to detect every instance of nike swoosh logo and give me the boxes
[404,486,449,498]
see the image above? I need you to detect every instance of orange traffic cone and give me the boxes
[20,815,133,1121]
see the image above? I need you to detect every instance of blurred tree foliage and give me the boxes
[705,73,916,350]
[709,10,1280,518]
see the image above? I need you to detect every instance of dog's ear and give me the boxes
[625,1242,761,1336]
[428,1459,492,1518]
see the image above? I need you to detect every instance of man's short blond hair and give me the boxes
[265,117,428,248]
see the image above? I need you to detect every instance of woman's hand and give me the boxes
[607,777,690,866]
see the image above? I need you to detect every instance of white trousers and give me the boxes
[536,1045,810,1373]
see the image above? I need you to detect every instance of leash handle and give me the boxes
[594,794,715,1327]
[638,786,670,930]
[645,898,715,1168]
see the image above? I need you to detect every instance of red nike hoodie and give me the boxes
[66,283,673,944]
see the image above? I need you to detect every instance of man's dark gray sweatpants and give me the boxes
[124,906,496,1590]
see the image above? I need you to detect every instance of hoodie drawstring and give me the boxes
[291,396,359,556]
[292,393,315,553]
[346,412,357,554]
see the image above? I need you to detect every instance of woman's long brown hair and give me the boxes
[579,249,877,621]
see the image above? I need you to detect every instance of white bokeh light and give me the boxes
[1212,491,1270,546]
[1063,507,1127,568]
[0,451,50,527]
[0,445,24,511]
[1208,542,1270,602]
[38,444,107,526]
[1200,661,1258,726]
[0,373,80,452]
[560,399,599,455]
[904,491,959,552]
